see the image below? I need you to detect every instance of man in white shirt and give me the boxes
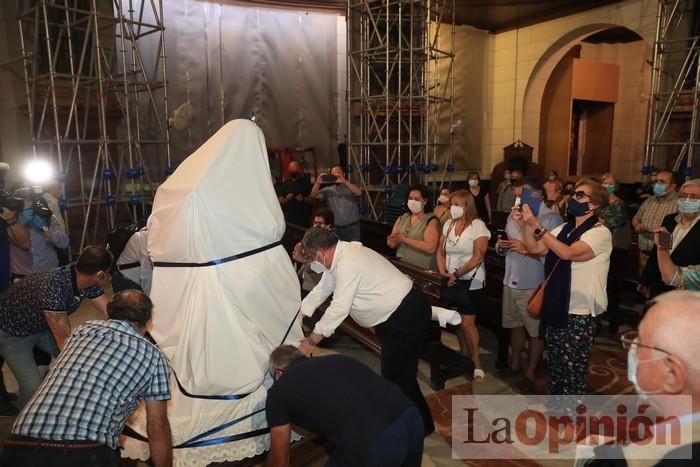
[114,227,152,295]
[297,226,434,435]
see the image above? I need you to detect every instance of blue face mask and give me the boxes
[567,197,590,217]
[653,183,667,196]
[678,198,700,214]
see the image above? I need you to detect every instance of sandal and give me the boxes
[473,368,485,381]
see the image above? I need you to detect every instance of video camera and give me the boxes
[0,191,24,214]
[27,186,53,221]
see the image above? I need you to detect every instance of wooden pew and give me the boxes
[282,222,472,390]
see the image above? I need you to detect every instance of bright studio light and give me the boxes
[23,159,54,185]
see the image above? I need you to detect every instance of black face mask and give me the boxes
[289,171,301,179]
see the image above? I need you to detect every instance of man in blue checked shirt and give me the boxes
[0,290,172,467]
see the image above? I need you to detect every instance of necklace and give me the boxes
[446,220,467,247]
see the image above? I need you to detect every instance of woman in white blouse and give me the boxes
[436,189,491,380]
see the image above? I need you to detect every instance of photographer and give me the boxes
[0,163,30,416]
[310,165,362,241]
[10,187,69,277]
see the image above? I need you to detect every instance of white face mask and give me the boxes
[468,179,479,187]
[406,199,423,214]
[438,194,449,205]
[627,343,665,401]
[310,251,328,274]
[450,205,464,219]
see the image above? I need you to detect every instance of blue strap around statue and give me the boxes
[122,408,269,448]
[153,241,282,268]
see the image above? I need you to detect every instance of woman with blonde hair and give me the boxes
[516,178,611,407]
[436,189,491,380]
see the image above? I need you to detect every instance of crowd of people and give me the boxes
[0,154,699,466]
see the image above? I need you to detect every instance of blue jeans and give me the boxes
[0,328,58,407]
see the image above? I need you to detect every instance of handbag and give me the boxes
[526,258,560,319]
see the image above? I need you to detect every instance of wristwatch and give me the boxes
[533,225,547,241]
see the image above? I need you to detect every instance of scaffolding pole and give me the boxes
[643,0,700,179]
[17,0,171,251]
[347,0,455,221]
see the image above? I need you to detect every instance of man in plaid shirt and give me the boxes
[0,290,172,467]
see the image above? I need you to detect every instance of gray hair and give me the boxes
[679,178,700,193]
[269,345,305,376]
[301,225,339,254]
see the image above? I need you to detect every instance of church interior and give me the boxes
[0,0,698,466]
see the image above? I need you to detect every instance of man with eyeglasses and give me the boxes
[632,171,680,275]
[595,291,700,466]
[642,179,700,298]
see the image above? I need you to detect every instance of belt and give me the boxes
[335,221,359,229]
[5,436,105,449]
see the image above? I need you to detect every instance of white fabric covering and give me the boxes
[122,120,303,466]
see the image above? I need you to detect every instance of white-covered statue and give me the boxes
[122,119,303,466]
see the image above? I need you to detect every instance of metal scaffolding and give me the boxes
[17,0,171,250]
[643,0,700,178]
[346,0,455,221]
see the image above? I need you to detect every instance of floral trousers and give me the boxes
[544,314,596,396]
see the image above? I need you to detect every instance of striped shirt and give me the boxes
[11,320,171,449]
[633,192,678,252]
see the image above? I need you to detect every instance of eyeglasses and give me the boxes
[620,330,672,356]
[573,191,591,200]
[679,194,700,200]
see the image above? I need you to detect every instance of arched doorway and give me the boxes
[522,25,650,182]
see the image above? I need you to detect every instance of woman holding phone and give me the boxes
[436,190,491,380]
[515,179,611,408]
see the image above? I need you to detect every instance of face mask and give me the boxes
[310,251,328,274]
[289,171,301,179]
[468,179,479,187]
[627,345,665,401]
[438,195,449,205]
[450,205,464,219]
[504,172,511,180]
[567,197,590,217]
[603,184,616,194]
[678,198,700,214]
[407,199,423,214]
[653,183,667,196]
[548,175,556,181]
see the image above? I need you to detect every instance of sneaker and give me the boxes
[0,399,19,417]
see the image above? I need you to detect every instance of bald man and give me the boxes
[586,291,700,466]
